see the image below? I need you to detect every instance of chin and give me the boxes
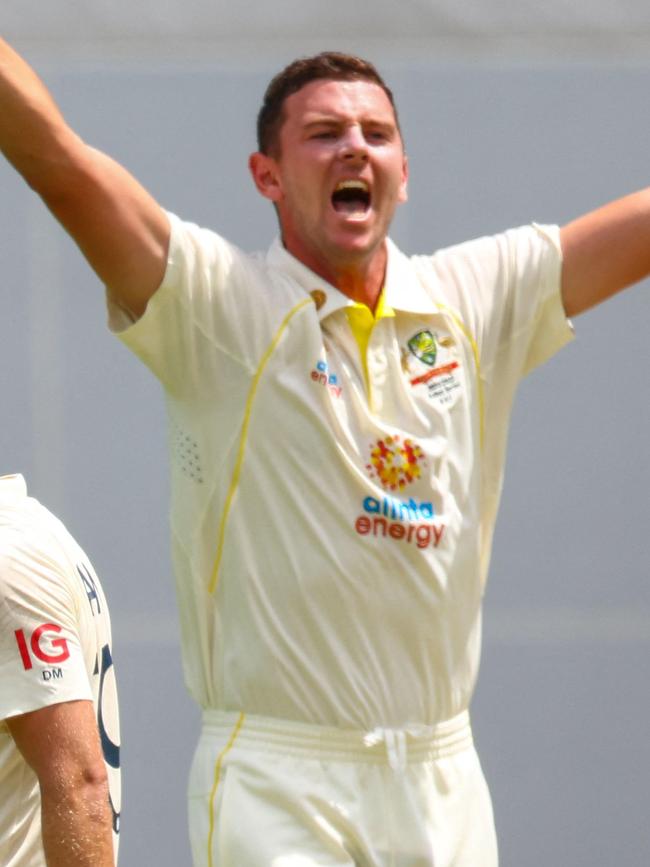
[331,232,381,258]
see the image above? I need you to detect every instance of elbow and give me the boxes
[38,760,114,861]
[75,757,111,809]
[80,758,110,791]
[40,756,110,808]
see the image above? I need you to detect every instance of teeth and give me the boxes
[335,180,369,192]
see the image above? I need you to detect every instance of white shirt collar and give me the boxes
[0,474,28,505]
[266,237,438,320]
[266,238,349,321]
[382,239,438,315]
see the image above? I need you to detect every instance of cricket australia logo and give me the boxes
[402,327,462,409]
[407,330,438,366]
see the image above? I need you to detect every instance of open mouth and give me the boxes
[331,180,371,217]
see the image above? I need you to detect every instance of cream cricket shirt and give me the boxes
[0,476,120,866]
[110,215,572,730]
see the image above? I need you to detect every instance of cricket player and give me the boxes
[0,474,120,866]
[1,36,648,866]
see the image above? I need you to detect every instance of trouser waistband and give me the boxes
[201,709,473,770]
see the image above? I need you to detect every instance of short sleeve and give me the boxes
[427,223,573,379]
[106,212,287,399]
[0,539,92,722]
[518,224,574,375]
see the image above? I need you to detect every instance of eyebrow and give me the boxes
[302,117,343,129]
[301,117,396,132]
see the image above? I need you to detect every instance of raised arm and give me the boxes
[0,37,169,318]
[7,700,114,867]
[560,188,650,317]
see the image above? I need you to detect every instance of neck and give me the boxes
[284,239,387,312]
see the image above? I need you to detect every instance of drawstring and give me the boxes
[364,726,429,772]
[363,724,451,771]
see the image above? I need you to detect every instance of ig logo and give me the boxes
[14,623,70,670]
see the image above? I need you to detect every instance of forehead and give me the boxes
[282,78,398,127]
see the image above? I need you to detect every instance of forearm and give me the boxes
[40,775,114,867]
[0,36,169,311]
[0,37,83,193]
[8,701,116,867]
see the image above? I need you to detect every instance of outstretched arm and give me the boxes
[560,188,650,317]
[0,37,169,319]
[7,700,114,866]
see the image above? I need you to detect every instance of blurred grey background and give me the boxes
[1,3,649,865]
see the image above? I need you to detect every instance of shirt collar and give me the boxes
[0,474,28,506]
[266,237,438,320]
[382,239,438,315]
[266,238,349,321]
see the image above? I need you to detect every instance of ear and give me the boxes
[249,151,283,203]
[398,153,409,204]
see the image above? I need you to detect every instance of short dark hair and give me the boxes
[256,51,400,156]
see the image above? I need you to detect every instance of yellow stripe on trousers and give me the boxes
[207,711,246,867]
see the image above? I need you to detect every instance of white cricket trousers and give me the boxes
[188,709,498,867]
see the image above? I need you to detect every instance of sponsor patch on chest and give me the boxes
[401,328,462,408]
[354,435,446,550]
[310,359,343,398]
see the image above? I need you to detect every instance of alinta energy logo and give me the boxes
[355,435,445,550]
[366,435,425,491]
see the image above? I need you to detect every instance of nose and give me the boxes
[339,125,368,162]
